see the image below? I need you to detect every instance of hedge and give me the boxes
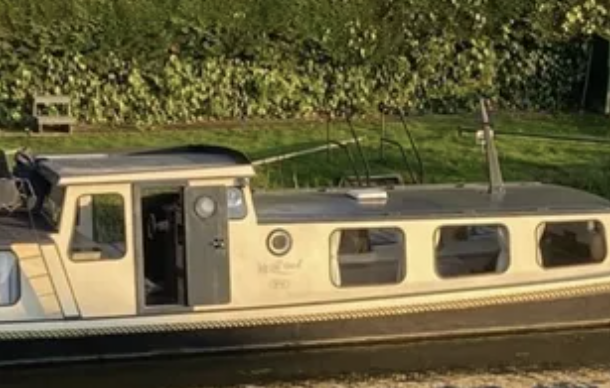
[0,0,607,128]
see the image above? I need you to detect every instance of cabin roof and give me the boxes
[253,182,610,223]
[36,145,254,185]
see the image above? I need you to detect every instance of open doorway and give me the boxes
[140,186,188,307]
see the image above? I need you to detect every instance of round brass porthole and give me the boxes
[267,229,292,256]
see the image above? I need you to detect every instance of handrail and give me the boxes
[252,137,364,167]
[329,140,363,187]
[457,125,610,145]
[345,115,371,186]
[380,138,417,184]
[398,110,424,183]
[377,108,424,185]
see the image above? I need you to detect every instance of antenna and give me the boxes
[479,98,505,199]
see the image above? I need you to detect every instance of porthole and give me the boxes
[195,196,216,219]
[267,229,292,256]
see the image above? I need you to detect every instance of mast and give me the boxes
[480,98,505,200]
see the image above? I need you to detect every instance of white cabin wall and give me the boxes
[222,219,416,309]
[52,184,137,318]
[0,276,50,322]
[0,244,63,322]
[217,212,610,310]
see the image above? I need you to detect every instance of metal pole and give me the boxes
[252,137,365,167]
[326,114,331,161]
[380,110,386,161]
[605,39,610,115]
[480,99,505,199]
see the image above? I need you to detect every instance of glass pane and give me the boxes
[330,227,405,287]
[70,193,126,261]
[539,221,606,268]
[0,251,19,306]
[435,224,510,278]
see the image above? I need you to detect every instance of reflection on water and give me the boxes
[251,369,610,388]
[2,329,610,388]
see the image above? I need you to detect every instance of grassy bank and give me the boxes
[1,113,609,196]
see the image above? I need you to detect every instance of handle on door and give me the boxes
[211,238,225,250]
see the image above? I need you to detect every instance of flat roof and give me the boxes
[254,182,610,223]
[36,145,254,185]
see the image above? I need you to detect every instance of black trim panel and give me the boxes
[2,290,610,366]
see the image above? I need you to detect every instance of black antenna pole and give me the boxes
[480,98,505,199]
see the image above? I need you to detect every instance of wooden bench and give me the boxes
[32,95,76,133]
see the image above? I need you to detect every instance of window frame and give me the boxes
[536,219,607,270]
[433,223,511,279]
[227,186,248,220]
[68,192,128,263]
[0,250,21,307]
[329,226,407,288]
[41,185,66,232]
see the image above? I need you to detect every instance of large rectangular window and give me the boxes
[0,251,19,306]
[70,193,126,261]
[435,224,509,278]
[330,227,405,287]
[539,220,606,268]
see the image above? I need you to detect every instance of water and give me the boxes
[253,369,610,388]
[3,328,610,388]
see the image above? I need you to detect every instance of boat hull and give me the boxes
[2,285,610,367]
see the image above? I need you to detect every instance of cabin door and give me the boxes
[184,186,231,305]
[137,184,230,310]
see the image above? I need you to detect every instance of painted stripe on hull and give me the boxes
[1,289,610,366]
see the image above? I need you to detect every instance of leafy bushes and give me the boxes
[0,0,607,128]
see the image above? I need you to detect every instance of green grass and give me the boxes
[1,112,610,197]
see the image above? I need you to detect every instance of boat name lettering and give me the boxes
[257,259,303,275]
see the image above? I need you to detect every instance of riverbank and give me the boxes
[1,112,608,194]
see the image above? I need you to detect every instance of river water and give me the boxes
[3,328,610,388]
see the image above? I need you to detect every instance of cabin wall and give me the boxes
[50,183,137,318]
[8,174,607,322]
[215,211,610,310]
[0,244,63,322]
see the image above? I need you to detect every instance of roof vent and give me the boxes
[347,188,388,204]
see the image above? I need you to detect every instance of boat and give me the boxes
[1,100,610,367]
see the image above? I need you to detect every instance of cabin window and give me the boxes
[435,224,509,278]
[0,251,19,306]
[69,193,126,262]
[330,227,406,287]
[227,187,247,220]
[41,186,65,230]
[538,220,606,268]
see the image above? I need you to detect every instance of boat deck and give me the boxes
[253,182,610,223]
[0,212,51,247]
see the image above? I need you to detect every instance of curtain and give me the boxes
[329,231,342,286]
[495,227,510,272]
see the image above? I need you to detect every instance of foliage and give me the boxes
[0,0,607,129]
